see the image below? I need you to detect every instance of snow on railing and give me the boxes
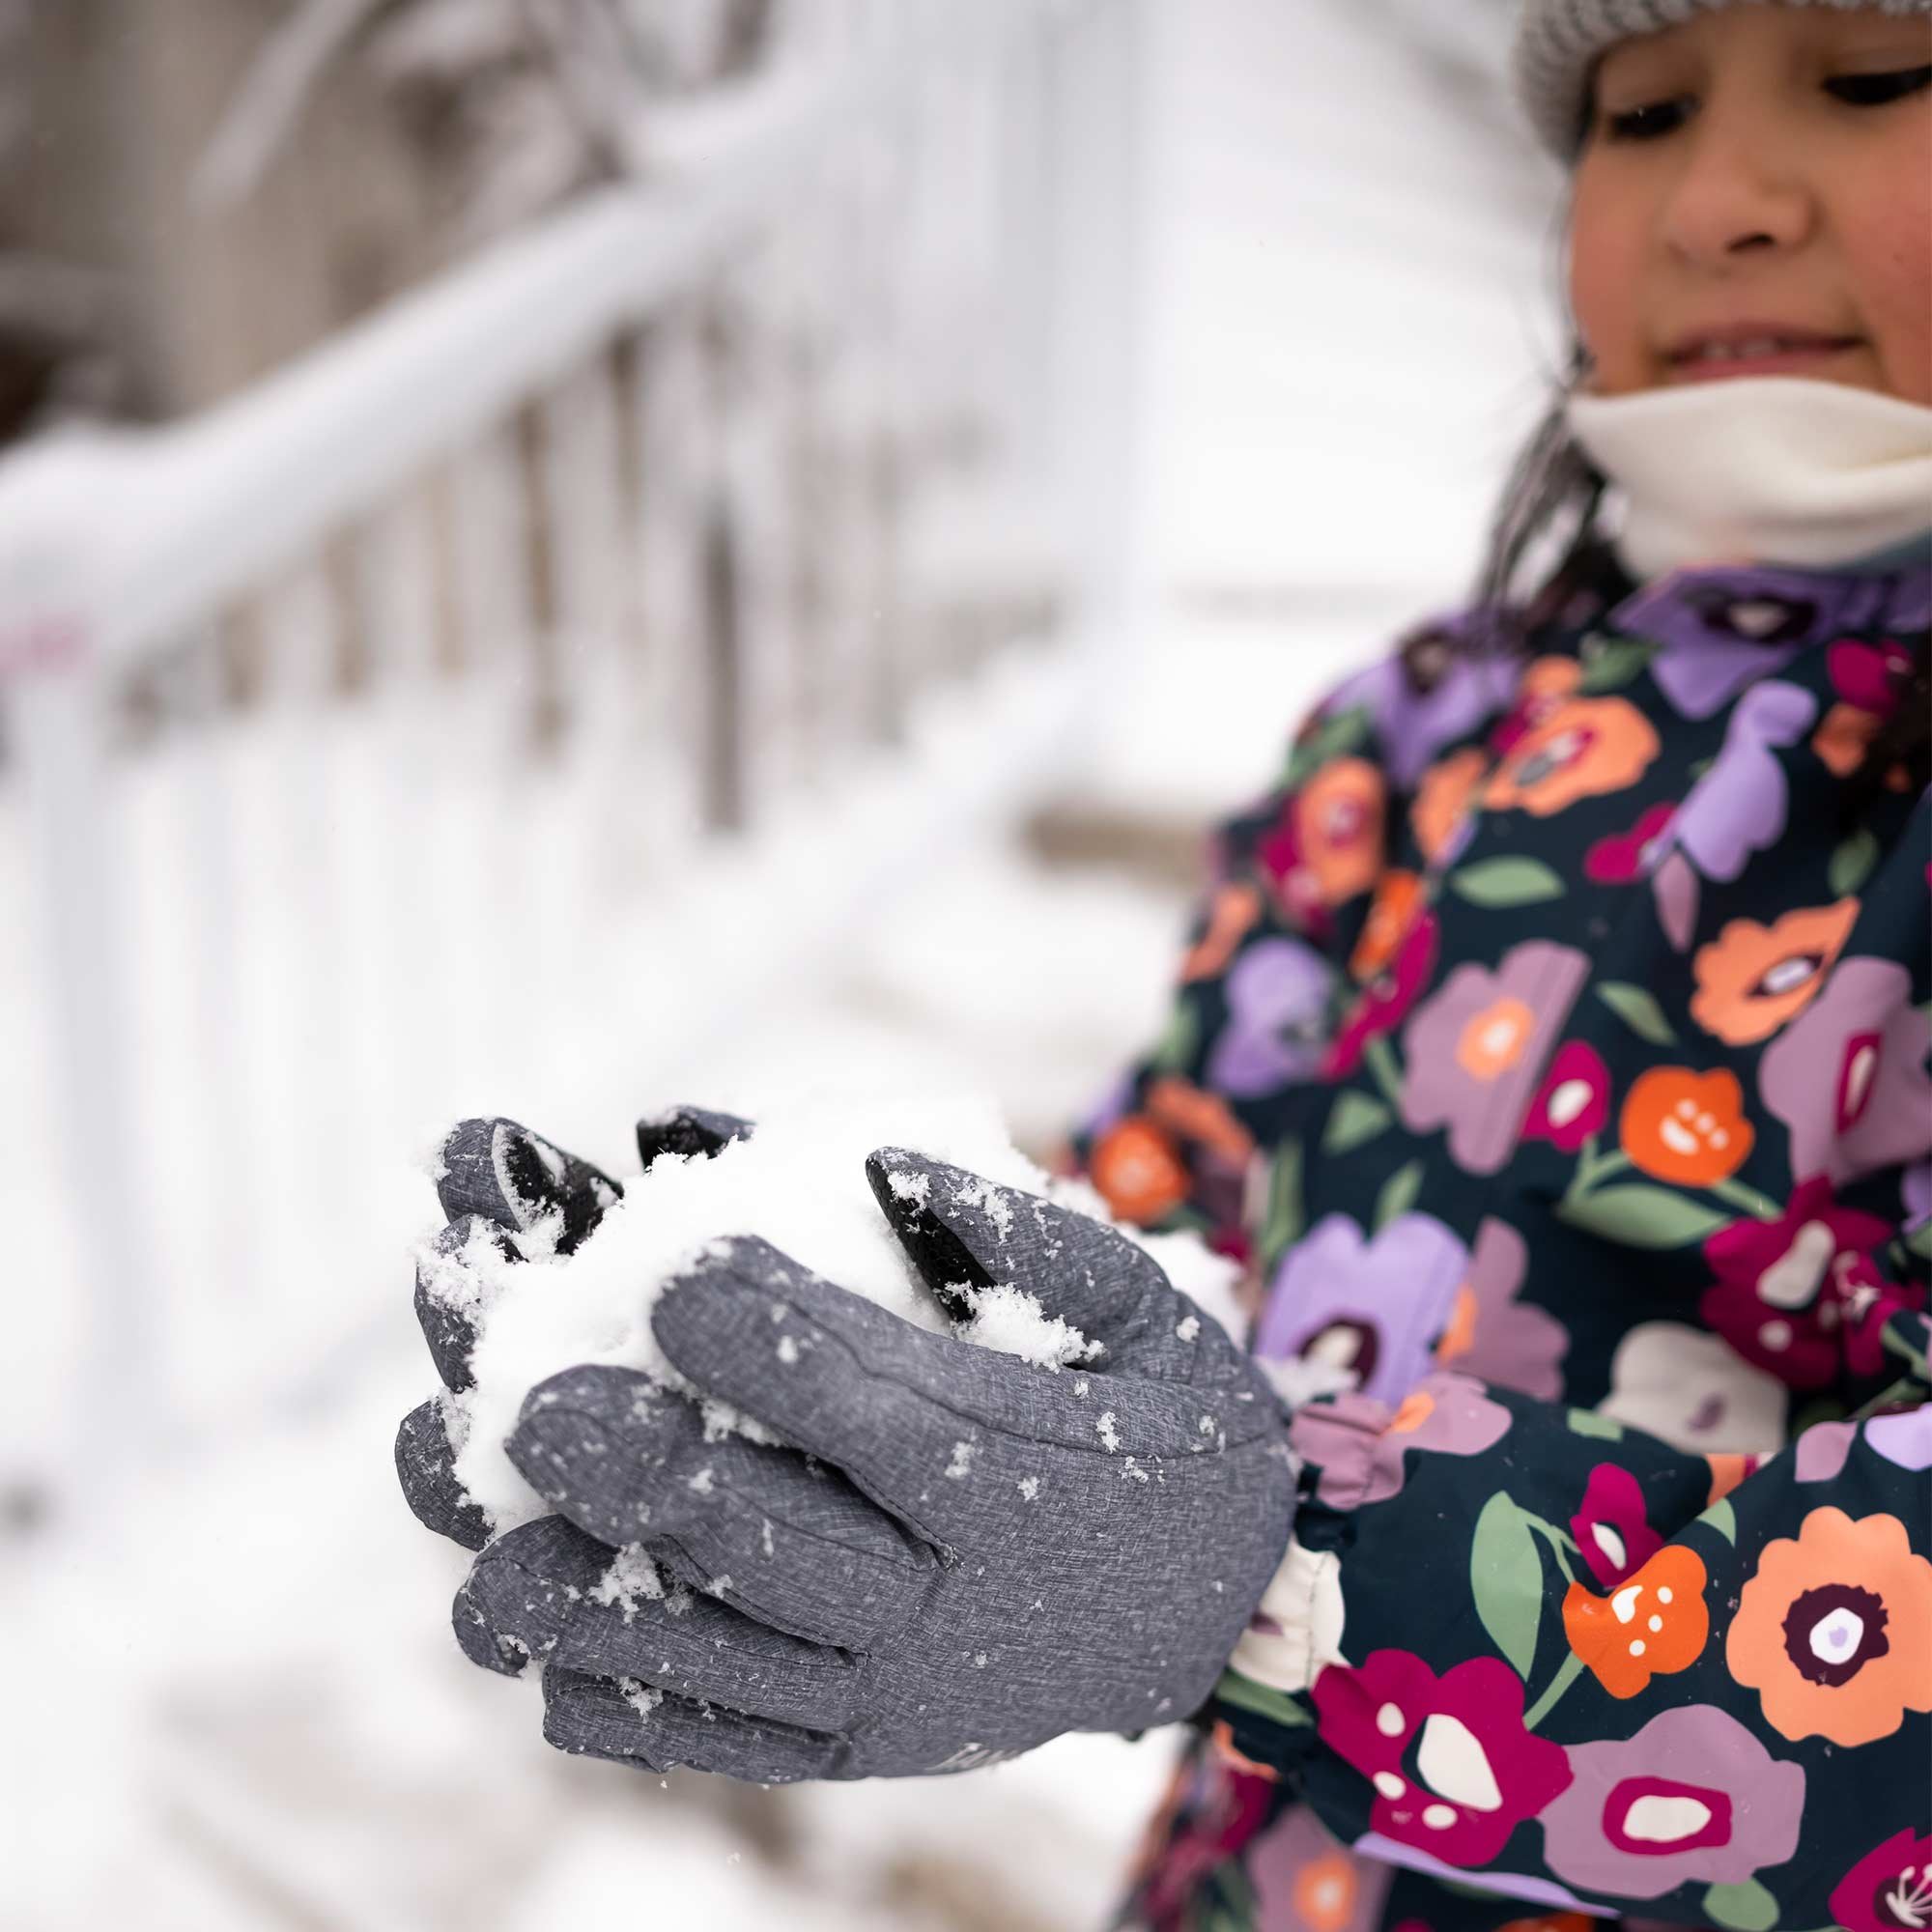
[0,0,1146,1478]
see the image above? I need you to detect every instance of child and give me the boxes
[396,3,1932,1927]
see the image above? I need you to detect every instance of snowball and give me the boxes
[435,1085,1198,1535]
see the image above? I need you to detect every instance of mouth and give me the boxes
[1665,330,1863,383]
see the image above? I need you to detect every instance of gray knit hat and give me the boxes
[1514,0,1932,157]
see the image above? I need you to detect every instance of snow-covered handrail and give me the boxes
[0,0,1070,670]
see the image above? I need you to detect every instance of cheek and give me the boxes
[1844,130,1932,404]
[1568,176,1651,386]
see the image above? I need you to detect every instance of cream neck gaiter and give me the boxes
[1564,376,1932,583]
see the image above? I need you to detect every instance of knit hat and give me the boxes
[1513,0,1932,157]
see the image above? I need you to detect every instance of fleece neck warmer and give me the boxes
[1565,376,1932,583]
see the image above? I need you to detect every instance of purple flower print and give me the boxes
[1249,1805,1393,1932]
[1326,617,1520,790]
[1760,957,1932,1186]
[1434,1214,1569,1401]
[1663,681,1817,881]
[1400,942,1592,1177]
[1616,566,1885,719]
[1794,1418,1858,1483]
[1206,937,1334,1099]
[1351,1838,1604,1916]
[1540,1705,1804,1899]
[1868,1408,1932,1471]
[1905,1160,1932,1234]
[1288,1373,1513,1509]
[1311,1649,1571,1869]
[1650,848,1700,952]
[1253,1211,1468,1406]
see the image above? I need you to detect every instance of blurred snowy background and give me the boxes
[0,2,1562,1924]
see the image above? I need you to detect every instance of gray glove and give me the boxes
[443,1144,1298,1783]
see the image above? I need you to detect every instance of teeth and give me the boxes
[1693,338,1822,361]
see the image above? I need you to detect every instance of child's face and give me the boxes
[1568,4,1931,403]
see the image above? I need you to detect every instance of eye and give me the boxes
[1603,96,1693,141]
[1826,64,1932,106]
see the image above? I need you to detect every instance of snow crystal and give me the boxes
[1095,1411,1121,1452]
[945,1440,978,1480]
[1017,1475,1040,1502]
[591,1546,666,1625]
[438,1083,1208,1532]
[956,1282,1102,1373]
[687,1466,716,1495]
[777,1334,801,1365]
[616,1676,664,1721]
[1174,1315,1201,1343]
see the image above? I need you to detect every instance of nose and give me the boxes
[1659,106,1816,268]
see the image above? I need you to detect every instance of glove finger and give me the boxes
[866,1150,1177,1354]
[651,1236,1241,1549]
[508,1365,935,1651]
[452,1516,862,1732]
[435,1118,621,1254]
[412,1214,518,1392]
[635,1105,754,1171]
[541,1666,844,1783]
[395,1398,492,1549]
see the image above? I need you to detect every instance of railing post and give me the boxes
[2,585,154,1484]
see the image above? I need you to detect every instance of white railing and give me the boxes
[0,0,1146,1478]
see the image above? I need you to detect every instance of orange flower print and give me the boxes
[1618,1066,1754,1185]
[1690,899,1860,1045]
[1812,700,1881,778]
[1456,994,1537,1083]
[1562,1544,1709,1698]
[1726,1506,1932,1747]
[1296,756,1385,905]
[1147,1074,1256,1169]
[1484,696,1660,818]
[1412,748,1488,864]
[1089,1115,1190,1225]
[1291,1851,1360,1932]
[1349,869,1422,982]
[1182,881,1262,982]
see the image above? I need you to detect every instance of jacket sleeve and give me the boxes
[1058,670,1410,1272]
[1211,1306,1932,1931]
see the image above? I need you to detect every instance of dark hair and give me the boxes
[1463,348,1931,799]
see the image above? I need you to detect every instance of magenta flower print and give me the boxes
[1434,1215,1568,1401]
[1700,1176,1903,1387]
[1254,1211,1468,1406]
[1400,942,1592,1177]
[1760,957,1932,1187]
[1523,1041,1611,1153]
[1207,937,1334,1099]
[1570,1463,1663,1589]
[1289,1374,1513,1510]
[1311,1649,1571,1868]
[1323,911,1440,1081]
[1539,1705,1804,1899]
[1828,637,1917,713]
[1585,803,1677,884]
[1832,1829,1932,1932]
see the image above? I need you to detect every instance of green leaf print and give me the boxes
[1448,857,1567,909]
[1703,1878,1781,1932]
[1322,1090,1391,1156]
[1373,1158,1424,1231]
[1281,705,1371,790]
[1576,634,1657,693]
[1701,1496,1739,1546]
[1261,1137,1305,1264]
[1469,1491,1545,1680]
[1596,980,1678,1046]
[1555,1185,1730,1249]
[1567,1409,1624,1440]
[1213,1670,1312,1728]
[1147,998,1201,1074]
[1829,826,1881,898]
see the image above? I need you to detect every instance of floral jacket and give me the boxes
[1068,541,1932,1932]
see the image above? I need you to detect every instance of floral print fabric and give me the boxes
[1075,544,1932,1932]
